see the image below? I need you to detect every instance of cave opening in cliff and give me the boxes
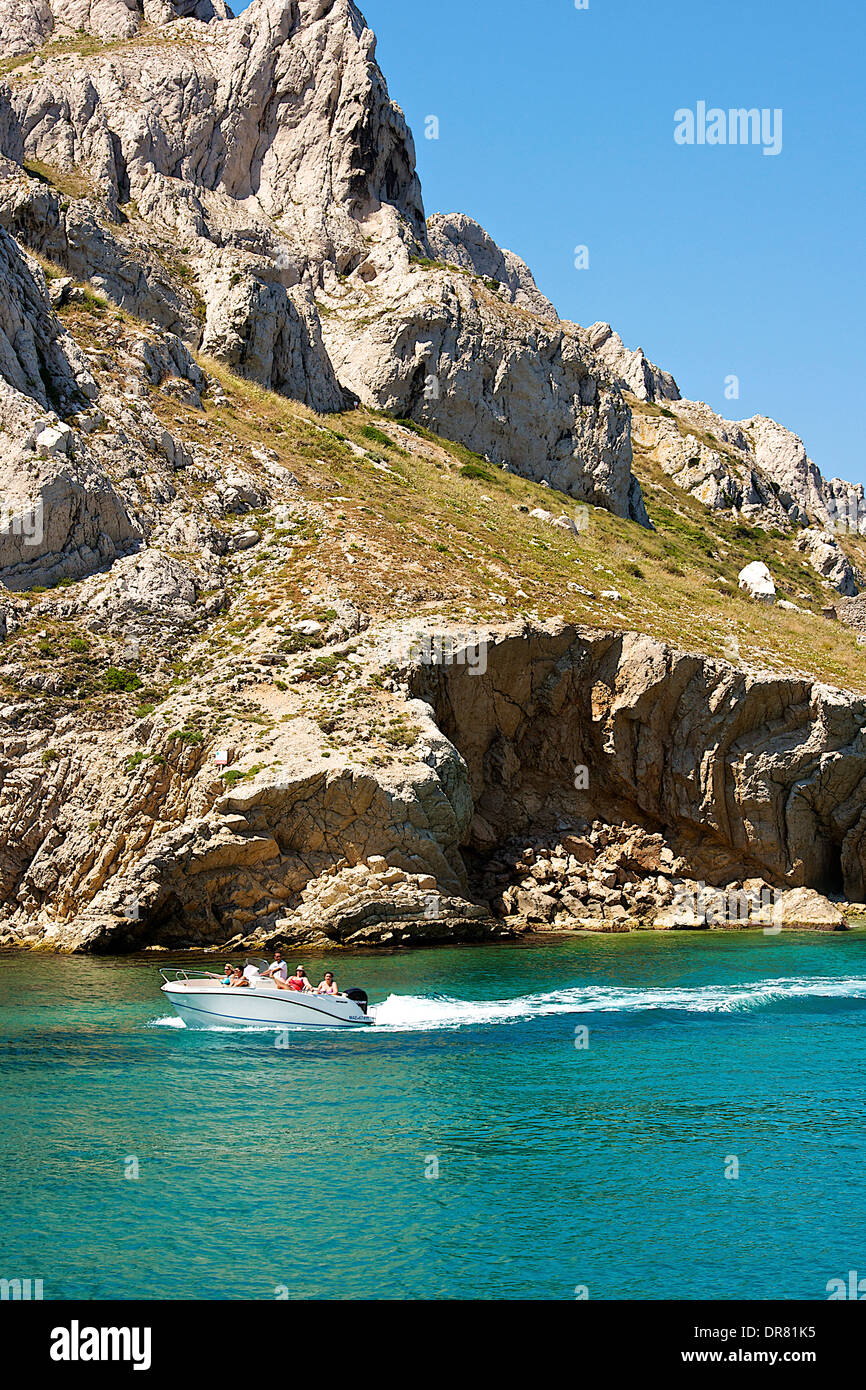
[144,892,192,947]
[408,638,604,923]
[819,845,845,898]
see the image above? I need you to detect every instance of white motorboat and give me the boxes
[159,965,372,1029]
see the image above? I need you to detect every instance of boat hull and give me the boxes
[161,981,372,1029]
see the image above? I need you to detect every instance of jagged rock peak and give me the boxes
[634,396,864,550]
[0,0,648,524]
[2,0,426,260]
[586,322,680,404]
[426,213,559,322]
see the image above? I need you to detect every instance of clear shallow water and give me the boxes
[2,932,866,1300]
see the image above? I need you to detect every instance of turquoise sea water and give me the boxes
[2,932,866,1301]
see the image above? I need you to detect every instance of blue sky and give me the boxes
[236,0,865,487]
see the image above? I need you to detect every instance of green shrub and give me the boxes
[167,727,204,746]
[393,418,427,437]
[104,667,142,692]
[459,463,493,483]
[80,287,109,314]
[359,425,397,451]
[382,719,417,748]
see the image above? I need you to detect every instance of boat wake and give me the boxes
[147,1016,318,1033]
[371,975,866,1031]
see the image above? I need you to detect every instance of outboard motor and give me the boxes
[345,988,368,1016]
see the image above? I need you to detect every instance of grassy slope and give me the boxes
[168,358,866,696]
[17,287,866,705]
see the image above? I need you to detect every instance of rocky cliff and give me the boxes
[0,0,649,521]
[0,0,865,952]
[0,2,234,55]
[3,613,865,953]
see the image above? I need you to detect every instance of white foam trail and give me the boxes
[148,1016,288,1034]
[149,1015,336,1035]
[371,975,866,1032]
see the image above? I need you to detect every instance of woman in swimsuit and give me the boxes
[274,965,313,993]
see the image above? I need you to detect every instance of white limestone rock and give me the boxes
[34,422,72,456]
[794,528,860,597]
[322,263,647,521]
[426,213,559,322]
[771,887,847,930]
[0,227,94,416]
[738,561,776,602]
[84,548,203,639]
[0,0,650,524]
[586,323,680,403]
[745,415,862,533]
[632,398,863,575]
[0,226,139,587]
[0,0,232,56]
[198,270,350,410]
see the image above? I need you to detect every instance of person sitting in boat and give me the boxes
[274,965,313,993]
[227,965,250,988]
[206,964,234,985]
[262,950,288,983]
[317,972,339,996]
